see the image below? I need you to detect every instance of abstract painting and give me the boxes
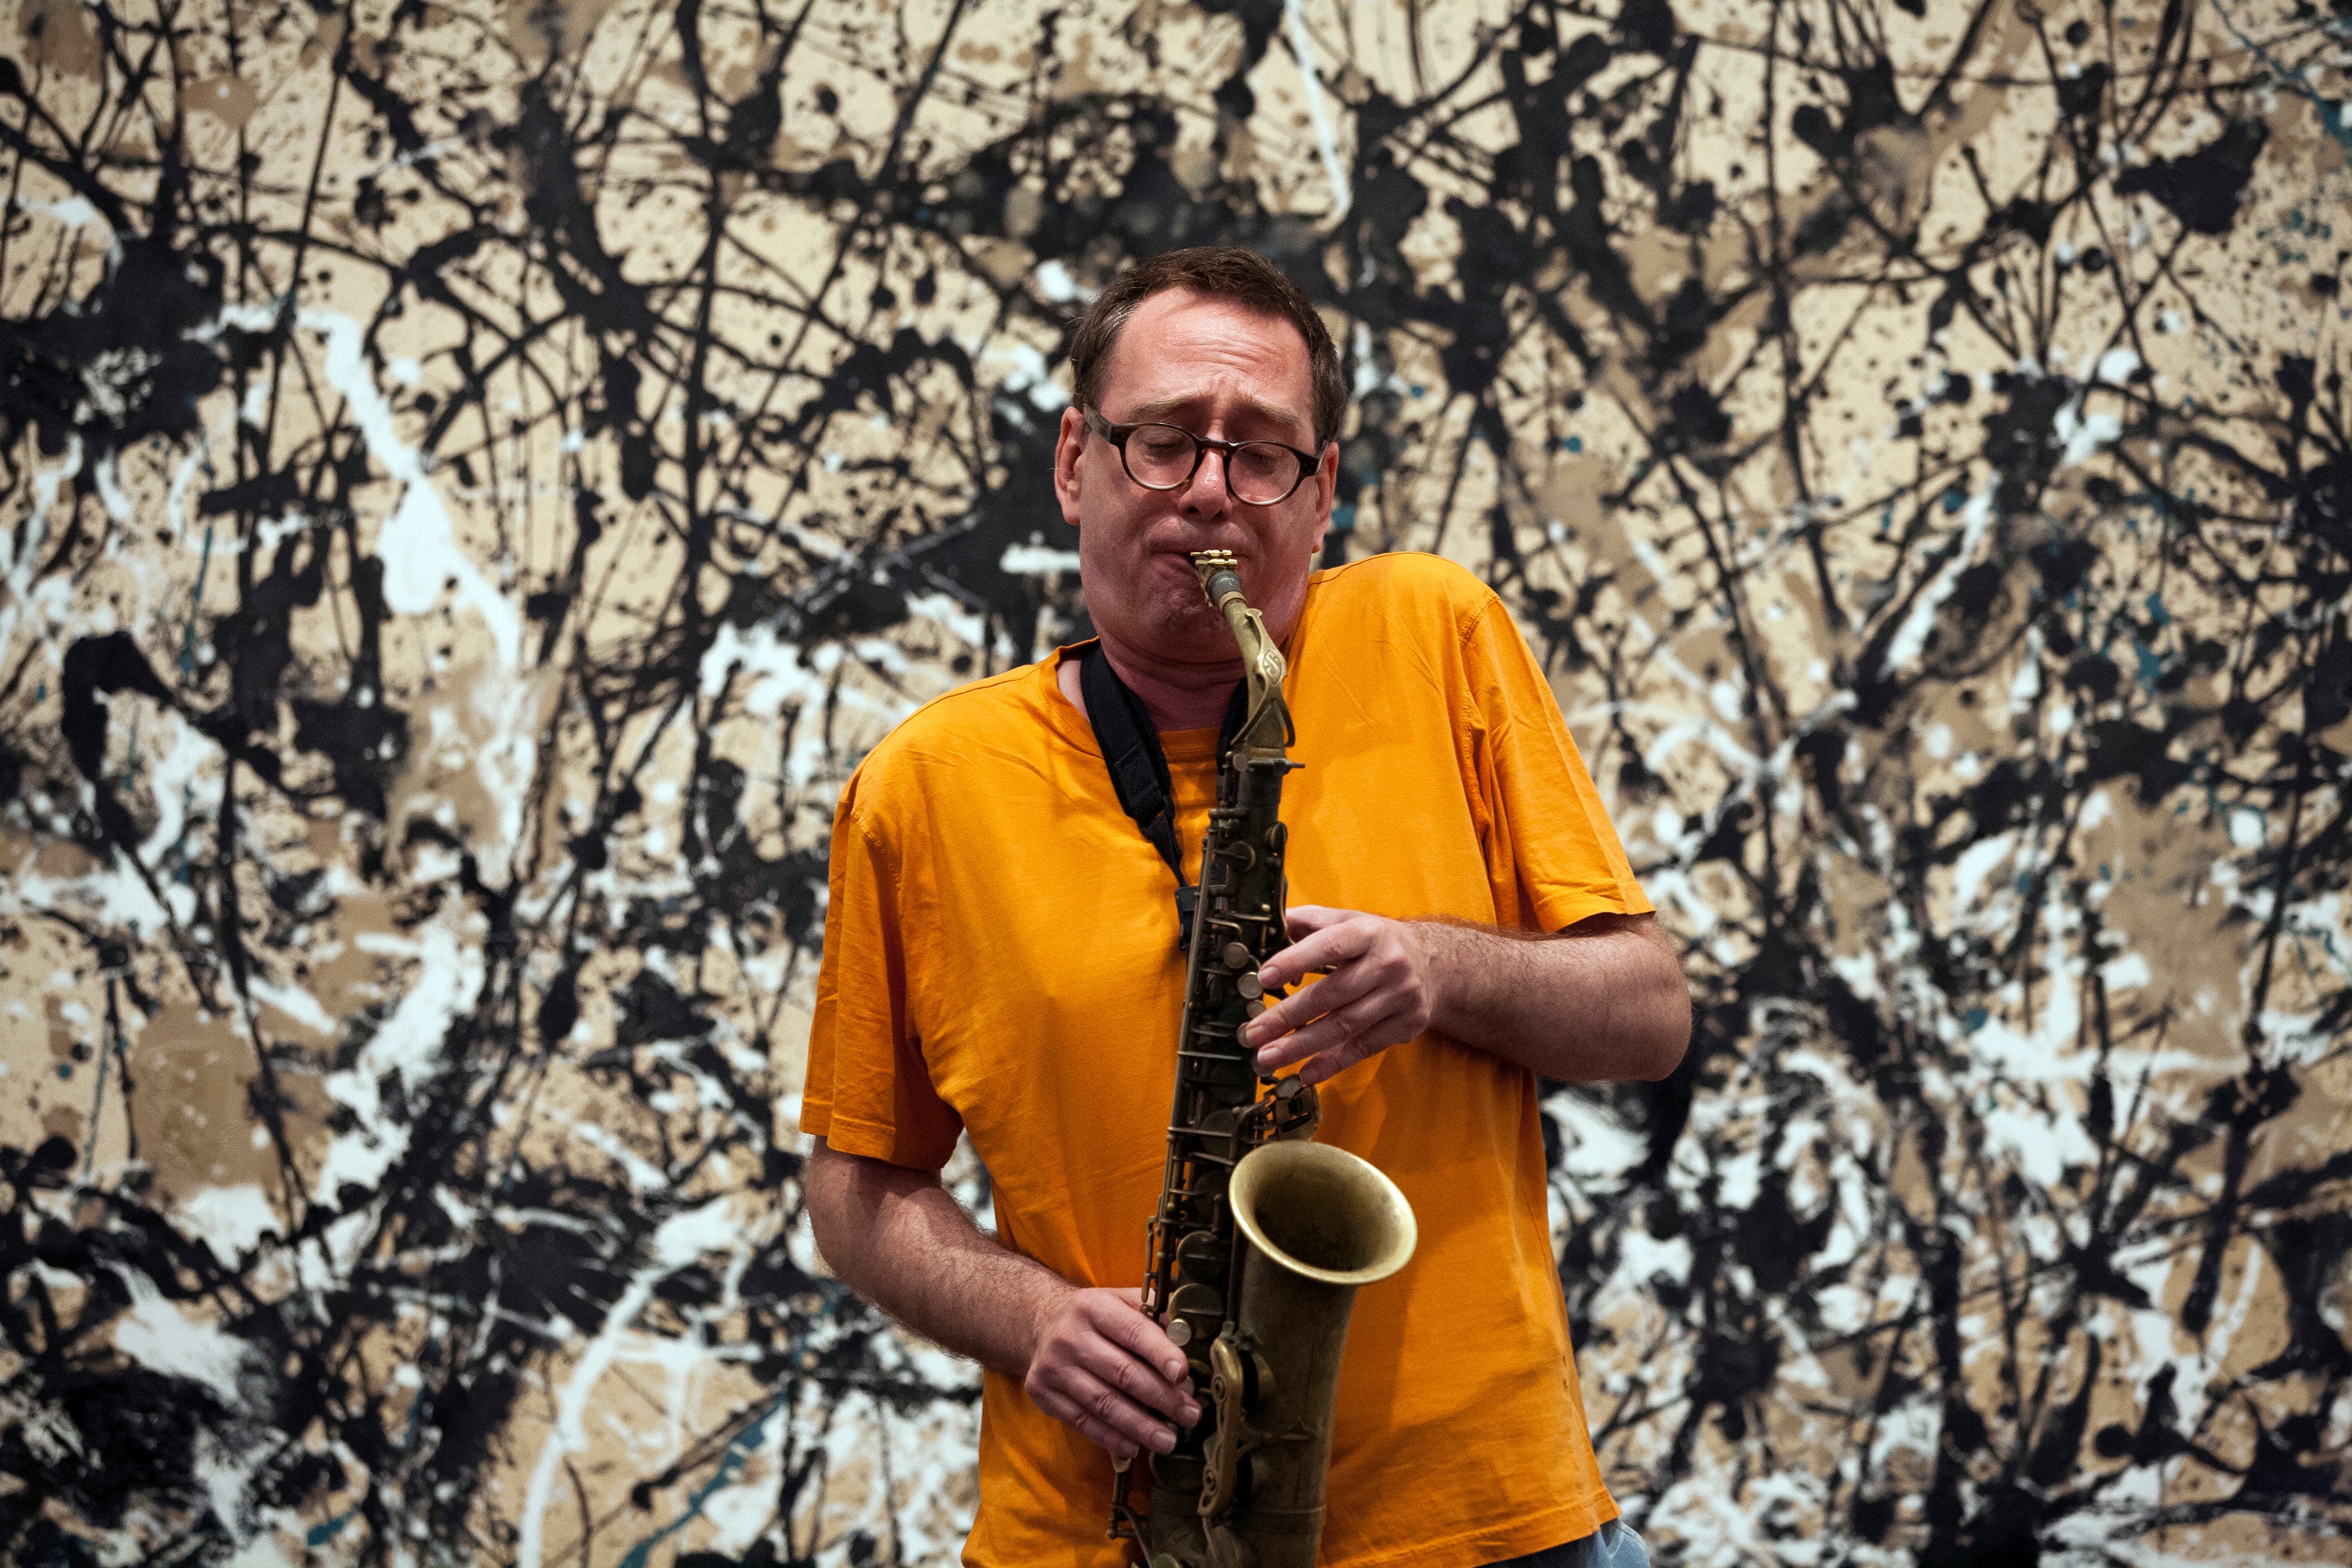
[2,0,2346,1561]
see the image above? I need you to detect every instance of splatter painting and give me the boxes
[1,0,2346,1563]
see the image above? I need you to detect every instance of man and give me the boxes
[802,246,1688,1568]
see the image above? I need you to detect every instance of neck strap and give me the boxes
[1077,642,1248,949]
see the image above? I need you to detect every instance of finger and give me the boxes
[1030,1386,1145,1459]
[1247,947,1388,1045]
[1036,1365,1181,1456]
[1281,904,1354,936]
[1250,988,1370,1064]
[1094,1296,1191,1384]
[1254,993,1399,1071]
[1297,1009,1413,1086]
[1260,911,1374,987]
[1260,926,1373,1001]
[1027,1370,1130,1455]
[1075,1330,1200,1423]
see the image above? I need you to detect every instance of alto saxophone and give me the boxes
[1109,551,1418,1568]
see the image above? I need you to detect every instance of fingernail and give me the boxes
[1183,1403,1200,1425]
[1254,1049,1274,1070]
[1165,1362,1184,1379]
[1152,1429,1176,1453]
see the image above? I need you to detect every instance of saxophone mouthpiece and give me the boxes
[1191,549,1243,605]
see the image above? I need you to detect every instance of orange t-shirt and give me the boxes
[804,551,1653,1567]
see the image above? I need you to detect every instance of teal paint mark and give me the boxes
[79,992,114,1179]
[2144,591,2171,629]
[182,523,215,677]
[307,1512,355,1546]
[1563,434,1583,453]
[2213,0,2352,154]
[615,1392,791,1568]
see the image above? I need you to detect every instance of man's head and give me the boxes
[1053,248,1345,670]
[1068,248,1347,449]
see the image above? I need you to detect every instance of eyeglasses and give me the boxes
[1083,409,1320,506]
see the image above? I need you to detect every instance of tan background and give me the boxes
[1,0,2348,1561]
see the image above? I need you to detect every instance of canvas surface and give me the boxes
[1,0,2347,1562]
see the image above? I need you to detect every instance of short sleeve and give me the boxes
[802,770,964,1171]
[1460,596,1654,933]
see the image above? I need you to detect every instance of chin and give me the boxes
[1140,591,1232,658]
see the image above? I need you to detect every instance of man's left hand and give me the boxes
[1243,906,1436,1086]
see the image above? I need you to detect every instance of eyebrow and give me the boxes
[1116,394,1311,443]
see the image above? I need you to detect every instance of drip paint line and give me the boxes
[613,1392,789,1568]
[2211,0,2352,154]
[183,523,214,676]
[1284,0,1350,220]
[300,308,523,668]
[0,436,82,674]
[516,1200,740,1568]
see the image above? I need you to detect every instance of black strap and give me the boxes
[1078,642,1249,949]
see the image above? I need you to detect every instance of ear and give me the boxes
[1053,405,1087,529]
[1307,440,1339,555]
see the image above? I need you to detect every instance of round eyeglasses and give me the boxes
[1083,409,1320,506]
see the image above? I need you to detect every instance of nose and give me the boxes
[1177,446,1233,518]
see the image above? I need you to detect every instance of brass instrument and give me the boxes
[1109,551,1418,1568]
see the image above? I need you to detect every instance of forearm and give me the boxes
[1418,913,1690,1083]
[803,1139,1068,1379]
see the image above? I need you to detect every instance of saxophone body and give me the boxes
[1110,552,1418,1568]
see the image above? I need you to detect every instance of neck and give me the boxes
[1098,633,1247,730]
[1056,576,1309,731]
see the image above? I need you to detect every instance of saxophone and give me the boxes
[1109,551,1418,1568]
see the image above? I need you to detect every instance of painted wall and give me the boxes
[2,0,2347,1563]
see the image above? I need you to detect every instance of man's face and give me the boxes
[1053,289,1337,664]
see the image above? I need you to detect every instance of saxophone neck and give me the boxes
[1191,551,1292,755]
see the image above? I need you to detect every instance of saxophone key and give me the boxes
[1176,1228,1230,1283]
[1149,1450,1206,1497]
[1168,1280,1224,1344]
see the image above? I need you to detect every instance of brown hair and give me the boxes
[1067,246,1346,448]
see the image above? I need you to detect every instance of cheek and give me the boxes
[1274,507,1326,561]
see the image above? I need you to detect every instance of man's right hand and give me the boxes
[1022,1286,1201,1460]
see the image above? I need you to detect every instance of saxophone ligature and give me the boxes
[1108,551,1418,1568]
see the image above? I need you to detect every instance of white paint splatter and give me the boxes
[1880,488,1994,678]
[178,1184,282,1269]
[2056,399,2123,467]
[515,1199,739,1568]
[1283,0,1351,219]
[112,1272,253,1405]
[313,908,482,1203]
[301,309,521,668]
[998,540,1082,574]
